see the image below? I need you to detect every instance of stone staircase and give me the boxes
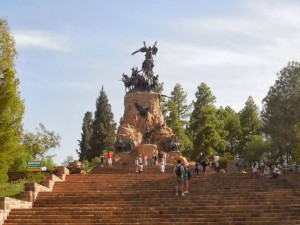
[3,165,300,225]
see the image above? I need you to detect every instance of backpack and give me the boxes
[184,167,191,180]
[176,165,182,176]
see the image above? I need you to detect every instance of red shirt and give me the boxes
[106,152,112,159]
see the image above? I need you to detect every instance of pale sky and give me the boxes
[1,0,300,165]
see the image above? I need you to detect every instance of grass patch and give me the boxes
[0,172,46,198]
[0,180,25,198]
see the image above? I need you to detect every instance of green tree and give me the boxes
[238,96,262,156]
[189,83,226,159]
[242,135,271,166]
[167,100,192,152]
[239,96,262,137]
[293,123,300,163]
[90,86,116,160]
[170,83,192,125]
[22,123,61,160]
[76,111,93,161]
[217,106,242,157]
[157,82,169,119]
[0,19,16,74]
[262,61,300,163]
[61,155,74,167]
[0,19,24,183]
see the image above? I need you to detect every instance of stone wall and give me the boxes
[0,167,69,225]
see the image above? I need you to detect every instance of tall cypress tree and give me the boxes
[77,111,93,161]
[90,86,116,160]
[0,19,24,183]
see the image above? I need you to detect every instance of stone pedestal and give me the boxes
[117,92,174,150]
[138,144,157,160]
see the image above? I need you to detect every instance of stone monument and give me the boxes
[116,42,181,164]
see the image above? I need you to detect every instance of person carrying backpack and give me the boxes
[174,159,185,196]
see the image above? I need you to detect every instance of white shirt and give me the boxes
[264,166,270,175]
[252,163,258,172]
[160,164,165,172]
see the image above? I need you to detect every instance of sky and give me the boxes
[1,0,300,165]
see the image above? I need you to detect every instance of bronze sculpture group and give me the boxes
[121,41,160,93]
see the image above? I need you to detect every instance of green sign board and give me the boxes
[27,161,41,172]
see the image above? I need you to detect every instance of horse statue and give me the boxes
[121,73,132,92]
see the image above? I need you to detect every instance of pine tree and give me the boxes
[0,19,24,183]
[170,83,192,124]
[262,61,300,163]
[217,106,242,156]
[76,112,93,161]
[239,96,262,137]
[167,100,192,152]
[189,83,226,159]
[90,86,116,160]
[238,96,262,156]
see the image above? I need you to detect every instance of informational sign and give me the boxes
[27,161,41,172]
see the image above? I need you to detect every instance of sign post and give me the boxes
[27,161,41,172]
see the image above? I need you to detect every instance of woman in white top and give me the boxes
[160,163,165,174]
[263,164,271,179]
[251,161,259,179]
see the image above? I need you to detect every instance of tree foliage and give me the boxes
[238,96,262,156]
[0,19,24,183]
[90,86,116,160]
[76,111,93,161]
[217,106,242,157]
[189,83,226,159]
[262,61,300,163]
[22,123,61,160]
[0,19,16,74]
[170,83,192,124]
[167,100,192,152]
[242,135,271,166]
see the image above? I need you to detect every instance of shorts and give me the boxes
[108,158,112,164]
[175,176,184,186]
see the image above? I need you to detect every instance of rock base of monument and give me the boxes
[113,151,137,165]
[113,149,189,166]
[138,144,158,160]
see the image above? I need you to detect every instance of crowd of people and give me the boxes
[98,151,288,198]
[235,156,283,180]
[251,160,282,180]
[135,151,167,174]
